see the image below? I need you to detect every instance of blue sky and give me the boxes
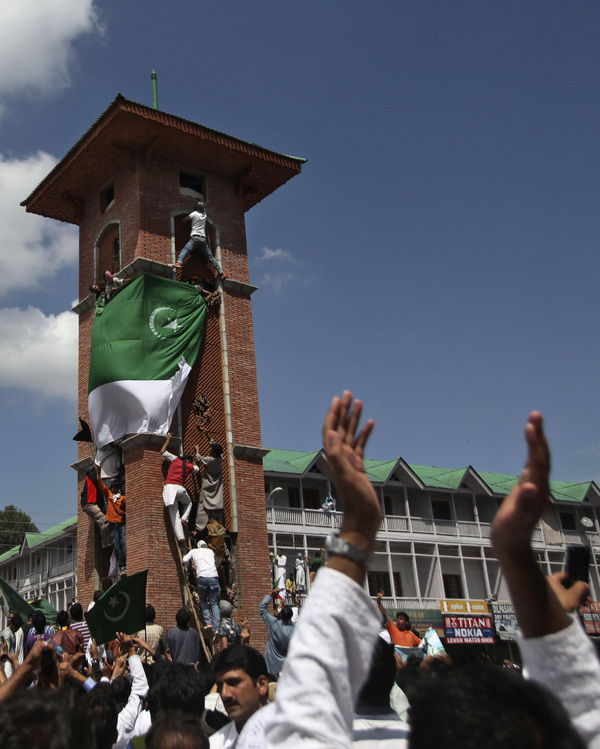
[1,0,600,531]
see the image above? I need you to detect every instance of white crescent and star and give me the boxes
[149,307,180,339]
[103,591,131,622]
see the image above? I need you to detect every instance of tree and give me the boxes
[0,505,39,553]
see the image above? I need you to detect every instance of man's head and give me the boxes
[175,609,189,629]
[409,664,586,749]
[93,590,103,603]
[57,610,69,628]
[193,201,205,213]
[70,602,83,622]
[210,442,223,457]
[395,611,411,631]
[111,478,123,493]
[277,548,283,556]
[357,638,396,708]
[148,663,207,719]
[10,612,22,631]
[279,606,293,624]
[211,645,269,731]
[32,611,46,634]
[146,604,156,623]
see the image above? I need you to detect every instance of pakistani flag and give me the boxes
[88,274,207,449]
[0,576,35,619]
[85,570,147,645]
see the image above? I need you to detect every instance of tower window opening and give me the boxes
[179,170,206,198]
[100,182,115,213]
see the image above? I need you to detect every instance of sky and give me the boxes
[1,0,600,532]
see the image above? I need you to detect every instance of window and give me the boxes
[100,182,115,213]
[288,487,301,509]
[442,573,463,599]
[384,496,394,516]
[368,571,390,596]
[432,500,452,520]
[179,170,205,198]
[559,511,577,531]
[303,488,321,510]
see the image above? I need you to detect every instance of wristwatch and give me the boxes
[324,531,371,565]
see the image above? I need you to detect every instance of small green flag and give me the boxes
[0,576,35,620]
[85,570,148,645]
[88,274,207,448]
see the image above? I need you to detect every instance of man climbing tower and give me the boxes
[161,433,201,553]
[173,200,227,280]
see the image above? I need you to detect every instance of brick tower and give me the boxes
[21,95,304,641]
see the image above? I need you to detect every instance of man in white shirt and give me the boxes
[183,540,221,629]
[174,201,227,279]
[209,644,269,748]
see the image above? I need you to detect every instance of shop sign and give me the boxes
[491,601,519,640]
[580,601,600,635]
[443,614,495,644]
[440,599,489,615]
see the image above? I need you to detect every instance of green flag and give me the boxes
[30,598,59,626]
[85,570,148,645]
[88,274,207,448]
[0,576,35,620]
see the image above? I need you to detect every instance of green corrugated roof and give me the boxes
[0,546,20,564]
[549,481,593,503]
[363,459,399,483]
[263,449,321,474]
[1,517,78,560]
[264,450,599,503]
[406,465,471,490]
[476,472,520,495]
[23,517,77,550]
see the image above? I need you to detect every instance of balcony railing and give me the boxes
[268,507,546,543]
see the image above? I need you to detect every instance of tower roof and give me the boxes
[21,95,306,225]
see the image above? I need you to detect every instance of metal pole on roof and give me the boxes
[151,70,159,110]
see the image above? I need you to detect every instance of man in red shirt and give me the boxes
[161,433,201,552]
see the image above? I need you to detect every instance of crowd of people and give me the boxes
[2,390,600,748]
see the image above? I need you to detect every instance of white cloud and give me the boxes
[0,306,77,403]
[0,151,79,296]
[254,246,300,292]
[260,271,295,294]
[256,247,298,264]
[0,0,102,100]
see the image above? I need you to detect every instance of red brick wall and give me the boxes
[75,143,271,644]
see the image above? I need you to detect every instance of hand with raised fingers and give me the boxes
[491,411,550,563]
[323,391,381,548]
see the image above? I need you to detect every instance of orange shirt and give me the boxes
[99,476,126,523]
[386,621,421,647]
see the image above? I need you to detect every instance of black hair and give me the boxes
[110,675,132,712]
[56,610,69,628]
[32,611,46,634]
[279,606,293,623]
[84,683,118,749]
[93,590,104,602]
[210,644,268,683]
[176,609,190,629]
[408,664,586,749]
[193,201,205,213]
[146,709,209,749]
[145,604,156,623]
[0,688,93,749]
[395,611,410,622]
[11,612,22,628]
[211,443,223,456]
[357,638,396,707]
[147,663,207,719]
[70,603,83,621]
